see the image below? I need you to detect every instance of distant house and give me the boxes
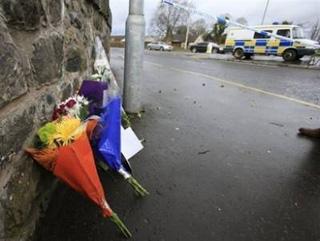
[171,33,198,48]
[144,36,158,47]
[171,34,184,47]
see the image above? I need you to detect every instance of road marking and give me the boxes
[190,55,279,68]
[146,61,320,110]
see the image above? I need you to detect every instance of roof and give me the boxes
[172,33,197,43]
[228,24,300,30]
[145,36,158,42]
[254,24,300,29]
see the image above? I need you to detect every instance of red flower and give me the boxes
[52,109,60,120]
[66,99,77,108]
[59,104,66,111]
[52,107,65,120]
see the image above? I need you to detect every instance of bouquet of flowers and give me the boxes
[26,116,131,238]
[52,96,89,121]
[79,79,149,197]
[25,37,149,238]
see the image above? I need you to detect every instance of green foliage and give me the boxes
[206,23,227,44]
[121,111,132,129]
[79,105,89,121]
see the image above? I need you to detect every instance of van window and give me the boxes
[277,29,291,38]
[254,30,272,39]
[292,27,304,39]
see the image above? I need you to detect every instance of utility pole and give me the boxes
[261,0,270,25]
[124,0,145,113]
[184,15,190,50]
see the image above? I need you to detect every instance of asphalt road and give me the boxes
[35,49,320,241]
[145,51,320,105]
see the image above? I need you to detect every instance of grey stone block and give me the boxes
[69,11,82,29]
[31,32,64,85]
[65,47,86,73]
[87,0,111,23]
[48,0,63,26]
[0,18,28,109]
[0,158,56,240]
[62,83,72,100]
[1,0,42,30]
[0,106,35,161]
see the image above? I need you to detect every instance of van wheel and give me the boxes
[212,48,218,54]
[282,49,297,62]
[244,54,253,60]
[191,48,197,53]
[233,48,244,59]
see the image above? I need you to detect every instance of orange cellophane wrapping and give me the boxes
[25,148,57,172]
[26,119,112,217]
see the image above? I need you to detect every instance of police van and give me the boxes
[224,25,318,61]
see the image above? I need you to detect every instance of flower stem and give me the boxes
[109,212,132,238]
[127,176,150,197]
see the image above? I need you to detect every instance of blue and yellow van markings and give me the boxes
[235,40,245,46]
[255,40,267,46]
[225,38,299,56]
[279,40,293,47]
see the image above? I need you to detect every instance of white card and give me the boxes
[121,126,144,160]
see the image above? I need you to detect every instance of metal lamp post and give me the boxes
[123,0,145,113]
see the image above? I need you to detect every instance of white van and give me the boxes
[224,25,318,61]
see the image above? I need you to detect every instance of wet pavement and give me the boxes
[189,52,320,70]
[142,50,320,106]
[34,48,320,241]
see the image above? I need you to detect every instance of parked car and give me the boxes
[147,42,173,51]
[190,42,224,53]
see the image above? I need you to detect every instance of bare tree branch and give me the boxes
[150,0,194,42]
[310,19,320,41]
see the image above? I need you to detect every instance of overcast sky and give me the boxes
[110,0,320,35]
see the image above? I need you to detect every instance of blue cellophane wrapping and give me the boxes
[98,97,123,172]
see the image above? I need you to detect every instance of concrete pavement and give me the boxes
[34,48,320,241]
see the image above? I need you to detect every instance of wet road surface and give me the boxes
[35,49,320,241]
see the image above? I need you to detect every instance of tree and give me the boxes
[175,25,188,36]
[175,19,208,39]
[310,20,320,42]
[172,19,208,46]
[282,20,293,25]
[205,22,227,44]
[190,18,208,37]
[150,0,194,42]
[236,17,248,26]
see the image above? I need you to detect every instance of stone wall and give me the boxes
[0,1,111,240]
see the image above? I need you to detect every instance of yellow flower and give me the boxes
[53,117,84,146]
